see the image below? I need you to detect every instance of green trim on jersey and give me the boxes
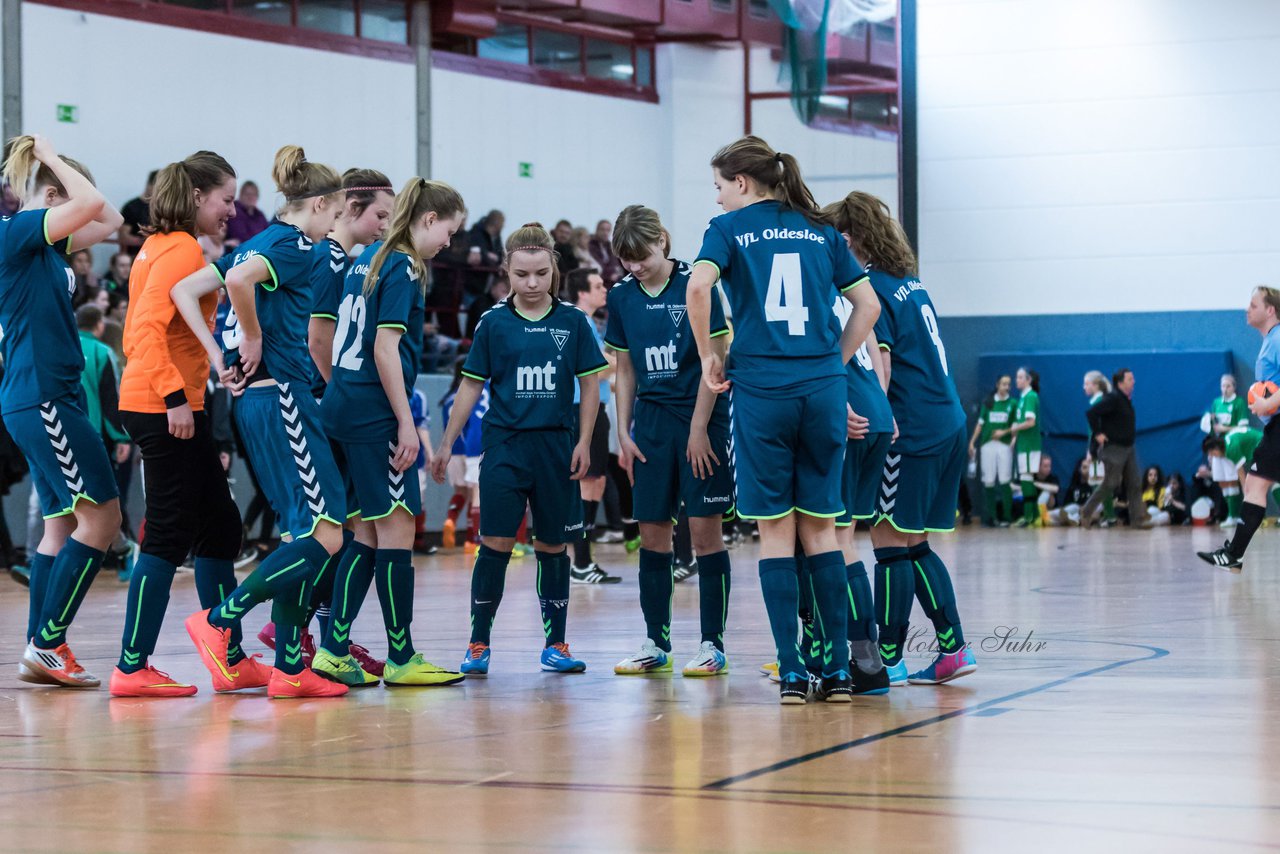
[977,395,1017,445]
[693,259,721,280]
[1015,389,1042,452]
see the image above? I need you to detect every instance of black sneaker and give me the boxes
[570,563,622,584]
[851,663,891,695]
[1197,542,1243,574]
[815,671,853,703]
[779,672,810,705]
[673,560,698,583]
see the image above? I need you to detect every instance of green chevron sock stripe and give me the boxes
[36,539,104,647]
[375,549,416,665]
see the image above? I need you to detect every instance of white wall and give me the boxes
[918,0,1280,317]
[22,5,896,262]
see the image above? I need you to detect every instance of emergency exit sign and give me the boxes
[518,162,533,178]
[56,104,78,123]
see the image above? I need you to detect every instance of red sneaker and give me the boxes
[268,667,349,699]
[110,664,198,698]
[185,609,237,691]
[257,621,277,650]
[220,652,271,691]
[301,631,317,667]
[348,643,385,678]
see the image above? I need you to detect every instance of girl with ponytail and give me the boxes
[431,223,609,676]
[686,135,882,705]
[110,151,255,697]
[170,144,351,699]
[314,177,466,687]
[2,135,126,689]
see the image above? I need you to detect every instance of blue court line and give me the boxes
[702,639,1169,790]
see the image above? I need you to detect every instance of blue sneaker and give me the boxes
[908,647,977,684]
[540,642,586,673]
[885,660,909,686]
[460,642,490,676]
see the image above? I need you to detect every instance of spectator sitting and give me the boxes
[553,219,578,278]
[570,226,595,272]
[465,271,510,342]
[1048,457,1093,525]
[69,249,98,308]
[1189,462,1226,522]
[421,321,462,374]
[1031,453,1060,523]
[464,209,504,302]
[1162,473,1189,526]
[224,180,268,250]
[118,169,157,257]
[100,250,132,294]
[589,218,625,285]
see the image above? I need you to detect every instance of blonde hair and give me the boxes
[364,177,465,297]
[149,151,236,236]
[1084,370,1111,395]
[271,145,341,212]
[612,205,670,263]
[819,191,917,278]
[1254,286,1280,317]
[504,222,560,295]
[3,136,94,204]
[710,135,818,217]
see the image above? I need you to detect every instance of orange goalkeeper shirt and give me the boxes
[119,231,218,413]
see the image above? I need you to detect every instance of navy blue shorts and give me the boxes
[479,430,582,545]
[876,427,967,534]
[332,439,421,521]
[631,401,734,523]
[838,431,892,526]
[234,382,345,539]
[7,394,118,518]
[729,379,846,520]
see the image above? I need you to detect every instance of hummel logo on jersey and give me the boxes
[550,330,569,351]
[644,342,677,373]
[668,307,686,327]
[517,362,557,392]
[296,236,312,252]
[328,242,345,273]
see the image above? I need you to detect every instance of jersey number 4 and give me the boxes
[332,293,367,371]
[764,253,809,336]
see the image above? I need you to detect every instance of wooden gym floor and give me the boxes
[0,525,1277,853]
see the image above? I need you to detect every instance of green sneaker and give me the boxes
[624,537,642,554]
[312,648,379,687]
[383,653,465,687]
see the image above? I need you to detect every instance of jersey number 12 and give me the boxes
[332,293,367,371]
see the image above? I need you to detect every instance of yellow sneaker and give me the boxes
[312,647,379,687]
[383,653,465,687]
[759,661,780,683]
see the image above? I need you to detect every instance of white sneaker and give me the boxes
[614,639,672,674]
[1221,517,1241,528]
[682,641,728,677]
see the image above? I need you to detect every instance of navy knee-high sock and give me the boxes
[846,561,880,672]
[118,553,177,672]
[697,549,731,651]
[537,550,571,647]
[208,537,329,630]
[374,548,416,666]
[470,545,511,645]
[908,542,965,653]
[309,529,350,638]
[638,548,673,651]
[36,538,105,648]
[25,552,54,643]
[270,571,315,675]
[873,546,914,666]
[194,557,246,664]
[322,541,376,656]
[759,557,805,678]
[796,551,820,672]
[806,550,850,676]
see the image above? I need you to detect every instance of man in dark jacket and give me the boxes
[1079,368,1151,528]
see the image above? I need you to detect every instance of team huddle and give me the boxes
[6,131,976,705]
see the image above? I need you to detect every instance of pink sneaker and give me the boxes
[907,648,977,684]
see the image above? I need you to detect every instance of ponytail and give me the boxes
[3,135,94,204]
[1020,367,1041,394]
[709,135,818,218]
[149,151,235,236]
[818,191,917,278]
[364,177,465,297]
[272,144,341,212]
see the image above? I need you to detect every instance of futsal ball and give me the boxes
[1249,381,1279,406]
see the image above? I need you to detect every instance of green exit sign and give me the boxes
[56,104,78,123]
[518,161,533,178]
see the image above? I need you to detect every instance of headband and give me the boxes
[344,185,394,194]
[507,245,554,255]
[285,184,343,202]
